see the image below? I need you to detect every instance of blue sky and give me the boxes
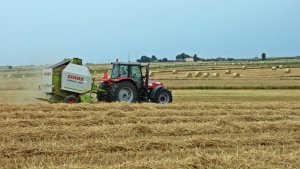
[0,0,299,65]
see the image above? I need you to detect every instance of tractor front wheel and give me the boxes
[112,81,137,103]
[64,95,78,104]
[153,88,172,104]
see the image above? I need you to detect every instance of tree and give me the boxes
[162,58,168,62]
[176,53,190,60]
[151,55,158,61]
[137,55,152,62]
[227,58,235,61]
[262,53,266,60]
[193,54,201,61]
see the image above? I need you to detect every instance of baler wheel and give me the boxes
[64,95,78,104]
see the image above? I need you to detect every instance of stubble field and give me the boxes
[1,99,299,168]
[0,60,300,168]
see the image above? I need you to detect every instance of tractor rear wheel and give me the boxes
[112,81,137,103]
[64,95,78,104]
[153,88,172,104]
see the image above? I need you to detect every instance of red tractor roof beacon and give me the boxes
[97,62,172,104]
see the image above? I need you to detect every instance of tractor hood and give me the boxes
[102,77,133,83]
[101,77,163,89]
[147,80,163,89]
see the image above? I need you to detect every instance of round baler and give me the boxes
[39,58,103,103]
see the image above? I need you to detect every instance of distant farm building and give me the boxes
[185,57,194,62]
[0,66,13,69]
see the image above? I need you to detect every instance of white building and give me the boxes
[185,57,194,62]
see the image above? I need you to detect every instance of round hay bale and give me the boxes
[185,72,193,78]
[194,71,202,77]
[285,68,291,73]
[22,75,26,78]
[225,70,231,74]
[7,75,11,78]
[232,62,236,65]
[212,73,220,78]
[242,66,247,70]
[233,73,240,78]
[149,72,155,77]
[272,66,277,70]
[172,70,178,74]
[203,72,209,78]
[279,65,283,69]
[214,62,217,65]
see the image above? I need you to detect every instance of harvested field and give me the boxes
[1,59,300,168]
[142,67,300,89]
[0,100,299,168]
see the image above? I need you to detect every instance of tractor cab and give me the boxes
[97,62,172,104]
[109,62,144,89]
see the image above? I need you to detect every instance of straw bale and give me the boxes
[194,71,202,77]
[225,70,231,74]
[233,73,240,78]
[185,72,193,78]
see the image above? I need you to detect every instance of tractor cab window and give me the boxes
[111,65,119,78]
[120,65,128,77]
[130,66,142,79]
[130,66,142,87]
[111,65,128,78]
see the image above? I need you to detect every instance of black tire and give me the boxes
[96,92,105,101]
[112,81,137,103]
[64,95,78,104]
[153,88,172,104]
[97,83,113,102]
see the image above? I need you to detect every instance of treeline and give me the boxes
[136,55,166,63]
[136,53,234,63]
[136,52,270,63]
[136,53,200,63]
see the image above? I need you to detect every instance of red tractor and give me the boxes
[97,62,172,104]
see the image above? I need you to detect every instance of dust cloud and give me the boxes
[0,69,46,104]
